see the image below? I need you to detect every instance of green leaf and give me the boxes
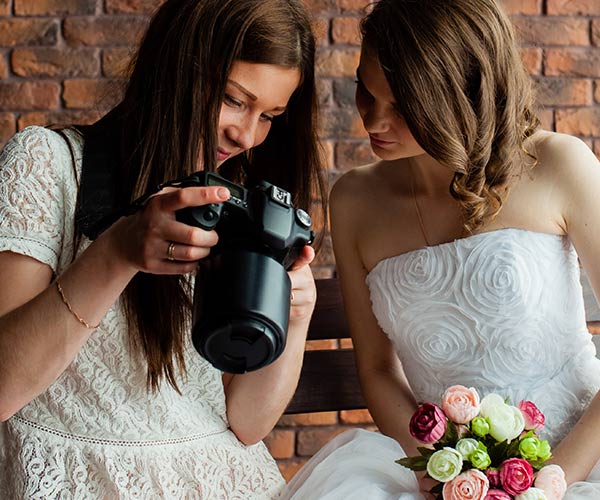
[396,456,429,471]
[417,447,435,458]
[430,482,444,494]
[529,460,547,471]
[439,420,459,446]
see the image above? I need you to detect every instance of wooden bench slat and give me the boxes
[285,349,366,414]
[305,279,350,340]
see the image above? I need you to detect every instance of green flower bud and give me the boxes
[471,416,490,437]
[470,448,492,470]
[456,438,479,460]
[537,440,552,461]
[519,436,540,461]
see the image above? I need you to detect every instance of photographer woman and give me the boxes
[0,0,326,497]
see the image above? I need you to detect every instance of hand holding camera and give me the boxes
[174,172,316,374]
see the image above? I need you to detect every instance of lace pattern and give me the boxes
[0,127,285,498]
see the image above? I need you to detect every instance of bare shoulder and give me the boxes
[531,130,599,181]
[330,161,384,208]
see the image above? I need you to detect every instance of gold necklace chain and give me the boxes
[409,162,432,247]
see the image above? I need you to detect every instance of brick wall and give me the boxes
[0,0,599,482]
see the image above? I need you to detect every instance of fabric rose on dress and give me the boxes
[442,469,489,500]
[484,489,512,499]
[409,403,447,443]
[426,447,463,482]
[519,401,545,431]
[500,458,534,496]
[480,394,525,442]
[442,385,481,424]
[534,464,567,500]
[515,487,548,500]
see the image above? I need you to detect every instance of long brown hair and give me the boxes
[361,0,540,232]
[111,0,325,391]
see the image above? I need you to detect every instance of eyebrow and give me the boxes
[228,79,287,112]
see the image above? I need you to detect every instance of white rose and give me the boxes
[515,487,548,500]
[455,438,479,459]
[479,394,525,442]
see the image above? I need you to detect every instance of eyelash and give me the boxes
[224,94,274,122]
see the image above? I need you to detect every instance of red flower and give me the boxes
[499,458,534,496]
[409,403,447,443]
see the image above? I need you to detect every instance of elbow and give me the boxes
[230,424,269,446]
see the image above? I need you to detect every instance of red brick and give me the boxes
[264,429,295,459]
[102,47,134,77]
[63,79,124,109]
[316,78,333,107]
[296,427,349,456]
[17,110,102,129]
[277,458,308,482]
[312,17,329,47]
[302,0,338,15]
[545,48,600,78]
[12,48,100,78]
[340,409,373,424]
[332,17,361,45]
[278,411,339,427]
[547,0,600,15]
[339,0,371,14]
[0,54,7,79]
[534,78,592,106]
[0,0,9,15]
[339,338,353,349]
[0,81,59,110]
[316,47,360,77]
[14,0,97,15]
[0,19,58,47]
[555,108,600,136]
[319,106,366,139]
[595,80,600,103]
[0,112,16,147]
[521,48,542,76]
[106,0,164,14]
[512,17,589,47]
[537,108,555,132]
[335,140,377,170]
[593,20,600,47]
[64,16,148,46]
[333,78,358,107]
[500,0,541,15]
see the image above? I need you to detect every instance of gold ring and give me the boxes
[166,242,176,261]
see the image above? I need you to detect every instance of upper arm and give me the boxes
[554,136,600,301]
[329,173,402,376]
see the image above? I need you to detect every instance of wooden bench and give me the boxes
[285,277,600,415]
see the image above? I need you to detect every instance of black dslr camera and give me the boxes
[175,171,315,373]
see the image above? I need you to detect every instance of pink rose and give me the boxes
[486,468,501,488]
[484,489,512,500]
[442,385,481,424]
[534,464,567,500]
[500,458,534,496]
[443,469,489,500]
[519,401,545,431]
[409,403,447,443]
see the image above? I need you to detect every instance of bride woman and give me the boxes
[281,0,600,498]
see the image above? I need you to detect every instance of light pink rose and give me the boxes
[443,469,489,500]
[519,401,545,431]
[500,458,534,496]
[534,465,567,500]
[442,385,481,424]
[409,403,447,443]
[484,489,512,500]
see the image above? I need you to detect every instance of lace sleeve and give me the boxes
[0,126,78,273]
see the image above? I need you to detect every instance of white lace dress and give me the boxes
[0,127,285,499]
[281,229,600,499]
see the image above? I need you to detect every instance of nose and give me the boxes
[226,115,259,151]
[359,102,391,135]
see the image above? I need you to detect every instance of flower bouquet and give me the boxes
[398,385,568,499]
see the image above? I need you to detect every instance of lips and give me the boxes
[217,148,231,161]
[369,135,395,148]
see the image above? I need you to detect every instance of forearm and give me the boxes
[224,317,309,445]
[360,368,421,457]
[0,232,137,420]
[550,390,600,483]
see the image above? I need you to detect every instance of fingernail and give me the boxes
[217,188,230,199]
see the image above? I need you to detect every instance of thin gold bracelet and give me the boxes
[55,279,100,330]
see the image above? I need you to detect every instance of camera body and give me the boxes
[176,171,315,373]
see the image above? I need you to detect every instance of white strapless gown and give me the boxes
[281,229,600,499]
